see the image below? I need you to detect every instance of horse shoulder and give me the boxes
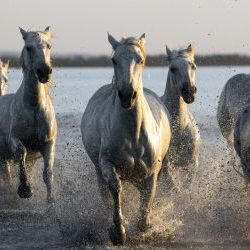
[82,84,115,159]
[144,88,171,125]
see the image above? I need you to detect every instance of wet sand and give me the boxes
[1,112,250,249]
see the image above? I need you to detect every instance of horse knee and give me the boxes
[9,139,27,162]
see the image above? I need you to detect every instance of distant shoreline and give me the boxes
[1,54,250,67]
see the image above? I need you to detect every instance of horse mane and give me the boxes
[168,48,194,62]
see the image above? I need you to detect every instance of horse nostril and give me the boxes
[132,91,137,100]
[181,87,187,94]
[118,90,123,99]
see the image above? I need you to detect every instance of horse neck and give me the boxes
[114,81,146,141]
[21,67,48,107]
[162,72,188,130]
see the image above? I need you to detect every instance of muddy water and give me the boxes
[1,67,250,249]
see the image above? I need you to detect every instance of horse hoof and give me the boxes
[138,217,151,232]
[109,225,126,245]
[18,184,33,199]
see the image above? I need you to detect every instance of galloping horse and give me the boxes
[161,45,200,190]
[0,59,9,96]
[0,27,57,203]
[81,34,171,245]
[217,74,250,148]
[218,74,250,179]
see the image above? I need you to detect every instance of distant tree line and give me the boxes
[2,54,250,67]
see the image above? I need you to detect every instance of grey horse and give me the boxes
[218,74,250,179]
[81,34,171,245]
[0,27,57,203]
[0,59,9,96]
[234,103,250,180]
[161,45,200,190]
[217,74,250,147]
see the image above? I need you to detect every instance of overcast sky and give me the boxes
[1,0,249,55]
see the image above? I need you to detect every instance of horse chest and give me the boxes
[14,109,56,149]
[109,136,159,178]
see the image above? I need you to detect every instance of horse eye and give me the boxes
[26,46,31,52]
[47,44,51,49]
[112,58,117,65]
[192,64,196,70]
[170,66,177,73]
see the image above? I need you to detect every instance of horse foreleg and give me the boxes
[9,137,32,198]
[99,159,125,245]
[41,142,55,204]
[138,174,157,232]
[95,166,111,209]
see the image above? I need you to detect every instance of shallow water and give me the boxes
[2,66,250,249]
[8,66,250,115]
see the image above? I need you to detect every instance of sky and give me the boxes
[1,0,250,55]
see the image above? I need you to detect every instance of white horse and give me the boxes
[0,59,9,96]
[218,74,250,180]
[81,34,171,245]
[0,27,57,203]
[161,45,200,190]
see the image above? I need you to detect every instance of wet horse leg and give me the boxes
[95,166,111,208]
[138,174,157,232]
[99,159,125,245]
[41,142,55,204]
[9,137,32,198]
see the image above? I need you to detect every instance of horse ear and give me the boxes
[19,27,27,40]
[43,26,52,39]
[44,26,50,32]
[166,45,172,61]
[138,33,146,47]
[187,44,194,56]
[108,33,120,50]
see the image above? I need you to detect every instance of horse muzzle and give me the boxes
[36,65,52,84]
[118,90,137,109]
[181,86,197,104]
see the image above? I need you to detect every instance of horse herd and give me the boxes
[0,27,248,245]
